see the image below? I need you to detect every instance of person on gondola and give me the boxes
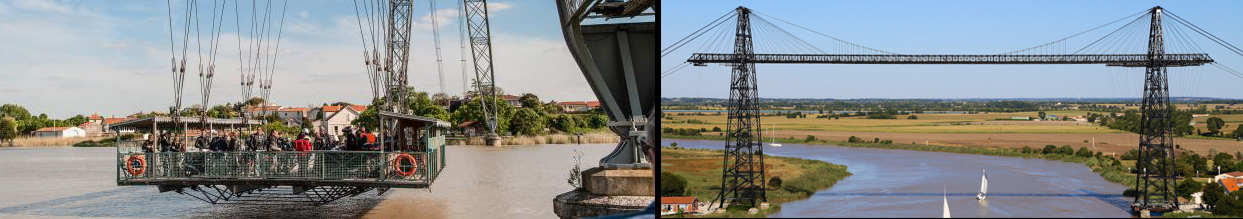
[342,126,357,151]
[195,133,209,151]
[360,127,376,151]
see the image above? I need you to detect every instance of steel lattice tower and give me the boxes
[386,0,413,113]
[715,6,766,209]
[1133,6,1179,213]
[463,0,501,145]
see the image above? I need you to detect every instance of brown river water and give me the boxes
[664,139,1134,218]
[0,144,614,218]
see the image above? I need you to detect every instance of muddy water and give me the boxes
[663,139,1133,218]
[0,144,613,218]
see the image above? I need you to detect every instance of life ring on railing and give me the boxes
[125,155,146,176]
[393,154,418,177]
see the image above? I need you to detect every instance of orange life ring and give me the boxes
[126,155,146,176]
[393,154,418,177]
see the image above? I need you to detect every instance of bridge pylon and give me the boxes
[715,6,766,210]
[1132,5,1179,215]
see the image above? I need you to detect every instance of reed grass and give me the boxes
[458,132,619,146]
[9,136,106,147]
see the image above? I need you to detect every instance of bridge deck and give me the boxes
[117,150,444,189]
[687,53,1214,66]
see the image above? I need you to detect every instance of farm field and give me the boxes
[662,111,1243,156]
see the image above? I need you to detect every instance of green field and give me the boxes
[661,146,851,218]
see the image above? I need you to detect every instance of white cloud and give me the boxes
[12,0,71,13]
[101,43,130,49]
[488,2,514,12]
[299,11,308,18]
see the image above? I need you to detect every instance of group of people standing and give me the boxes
[144,126,380,153]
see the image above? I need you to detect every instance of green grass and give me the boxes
[660,146,851,218]
[1164,211,1227,218]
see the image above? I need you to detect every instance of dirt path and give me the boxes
[767,130,1243,156]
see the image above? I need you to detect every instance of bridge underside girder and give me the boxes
[688,53,1213,66]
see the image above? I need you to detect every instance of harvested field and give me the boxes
[765,129,1243,156]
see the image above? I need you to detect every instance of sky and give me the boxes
[0,0,598,118]
[661,0,1243,100]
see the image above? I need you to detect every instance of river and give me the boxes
[0,144,613,218]
[663,139,1133,218]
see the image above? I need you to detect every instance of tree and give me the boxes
[511,108,546,136]
[1178,177,1198,200]
[1057,145,1074,155]
[244,97,266,106]
[907,115,918,119]
[64,115,87,126]
[549,114,582,133]
[587,114,608,129]
[1076,147,1093,158]
[1043,145,1057,154]
[1203,181,1225,210]
[1021,146,1033,153]
[0,117,17,146]
[769,177,783,189]
[1038,111,1047,120]
[431,92,452,106]
[450,94,516,133]
[519,93,541,109]
[1208,117,1226,133]
[1216,152,1236,172]
[660,172,687,197]
[873,137,879,143]
[712,127,722,132]
[1233,125,1243,138]
[805,135,817,142]
[0,104,31,120]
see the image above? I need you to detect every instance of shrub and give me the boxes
[907,115,918,119]
[1178,177,1204,199]
[660,172,687,197]
[712,126,722,132]
[1042,145,1057,154]
[805,135,817,142]
[1112,160,1122,167]
[1076,147,1093,158]
[1122,188,1138,197]
[1057,145,1075,155]
[769,177,783,189]
[873,138,880,143]
[1021,146,1032,154]
[671,142,678,147]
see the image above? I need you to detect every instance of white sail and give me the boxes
[943,195,951,218]
[981,169,988,195]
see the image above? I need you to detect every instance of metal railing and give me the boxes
[116,140,444,187]
[687,53,1215,66]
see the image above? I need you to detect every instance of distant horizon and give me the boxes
[662,96,1243,101]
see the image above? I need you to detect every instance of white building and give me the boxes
[276,107,309,124]
[243,105,283,118]
[32,127,87,138]
[660,197,700,215]
[313,105,367,136]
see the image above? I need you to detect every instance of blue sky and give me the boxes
[0,0,597,118]
[661,0,1243,100]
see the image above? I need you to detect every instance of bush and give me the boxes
[660,172,687,197]
[1178,177,1203,199]
[1042,145,1057,154]
[769,177,783,188]
[805,135,817,142]
[848,136,862,143]
[873,138,880,143]
[1021,146,1032,154]
[712,126,721,132]
[1112,160,1122,167]
[1057,145,1075,155]
[907,115,918,119]
[1076,147,1093,158]
[1122,188,1138,197]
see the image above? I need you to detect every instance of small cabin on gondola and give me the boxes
[111,114,448,205]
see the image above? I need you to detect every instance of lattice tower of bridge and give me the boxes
[715,6,766,209]
[463,0,500,139]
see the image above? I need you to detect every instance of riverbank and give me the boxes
[5,136,105,147]
[456,132,619,146]
[660,146,851,218]
[664,134,1135,190]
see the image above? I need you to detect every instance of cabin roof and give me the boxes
[660,197,698,204]
[379,111,450,128]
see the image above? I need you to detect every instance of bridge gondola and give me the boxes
[111,115,448,205]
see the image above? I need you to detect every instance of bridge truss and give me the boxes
[674,6,1238,213]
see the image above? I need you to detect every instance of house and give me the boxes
[32,127,87,138]
[103,117,137,135]
[88,114,104,124]
[1072,116,1088,122]
[1047,115,1058,120]
[660,197,700,215]
[313,105,367,136]
[501,94,522,107]
[276,107,309,124]
[243,105,283,118]
[1214,171,1243,183]
[1221,178,1241,193]
[558,101,601,112]
[457,121,487,137]
[1010,116,1030,120]
[1193,114,1210,118]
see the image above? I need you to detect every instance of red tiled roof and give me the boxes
[1225,171,1243,178]
[501,94,520,101]
[660,197,697,204]
[245,106,283,111]
[278,107,308,112]
[323,105,367,113]
[1224,178,1240,192]
[559,101,589,106]
[89,114,102,120]
[457,121,478,128]
[104,118,129,125]
[34,127,73,132]
[586,101,600,108]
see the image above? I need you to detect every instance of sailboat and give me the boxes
[943,185,951,218]
[977,169,988,200]
[769,122,781,147]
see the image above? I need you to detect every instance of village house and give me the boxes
[243,105,283,118]
[501,94,522,107]
[1072,116,1087,122]
[1193,114,1210,118]
[32,127,87,138]
[557,101,601,112]
[276,107,309,124]
[660,197,701,215]
[312,105,367,136]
